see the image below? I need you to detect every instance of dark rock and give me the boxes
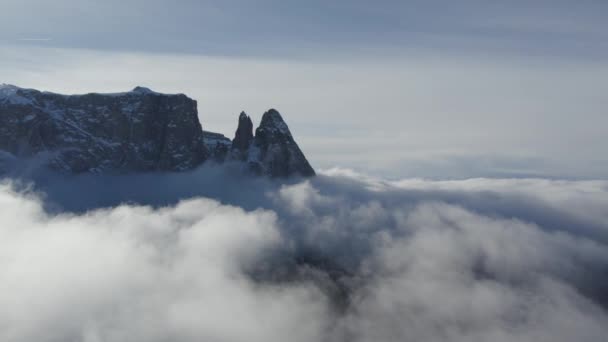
[232,111,254,152]
[0,84,207,173]
[203,130,231,162]
[0,84,315,177]
[248,109,316,177]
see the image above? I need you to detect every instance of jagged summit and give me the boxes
[208,109,315,177]
[232,111,254,153]
[0,85,315,177]
[251,109,316,177]
[258,109,292,138]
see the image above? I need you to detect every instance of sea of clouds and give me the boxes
[1,166,608,342]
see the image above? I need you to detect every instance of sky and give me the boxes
[2,3,608,341]
[1,0,607,179]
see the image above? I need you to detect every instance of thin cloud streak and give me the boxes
[2,45,607,179]
[17,38,52,41]
[1,0,607,59]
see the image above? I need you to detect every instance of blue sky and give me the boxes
[1,1,607,179]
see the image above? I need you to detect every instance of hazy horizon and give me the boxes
[2,0,607,179]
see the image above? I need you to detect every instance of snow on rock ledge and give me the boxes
[0,85,206,173]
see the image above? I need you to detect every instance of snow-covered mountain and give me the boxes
[0,84,315,177]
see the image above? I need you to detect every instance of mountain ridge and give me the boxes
[0,84,315,177]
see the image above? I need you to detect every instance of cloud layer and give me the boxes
[2,0,607,59]
[1,168,608,342]
[2,46,608,179]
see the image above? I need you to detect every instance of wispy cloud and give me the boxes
[1,0,607,58]
[17,38,52,41]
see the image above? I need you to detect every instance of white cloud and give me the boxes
[0,184,329,342]
[337,202,608,342]
[1,166,608,342]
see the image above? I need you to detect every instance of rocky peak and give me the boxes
[232,111,254,152]
[209,109,316,178]
[256,109,291,139]
[0,84,315,177]
[250,109,315,177]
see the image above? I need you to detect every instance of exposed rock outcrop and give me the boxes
[0,84,206,173]
[248,109,316,177]
[0,84,315,177]
[232,112,254,153]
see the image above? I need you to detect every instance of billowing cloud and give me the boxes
[0,183,329,342]
[1,168,608,341]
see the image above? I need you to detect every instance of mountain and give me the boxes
[249,109,316,177]
[0,84,315,177]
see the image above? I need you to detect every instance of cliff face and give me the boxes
[0,85,207,173]
[232,112,254,152]
[0,84,315,177]
[205,109,316,177]
[248,109,316,177]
